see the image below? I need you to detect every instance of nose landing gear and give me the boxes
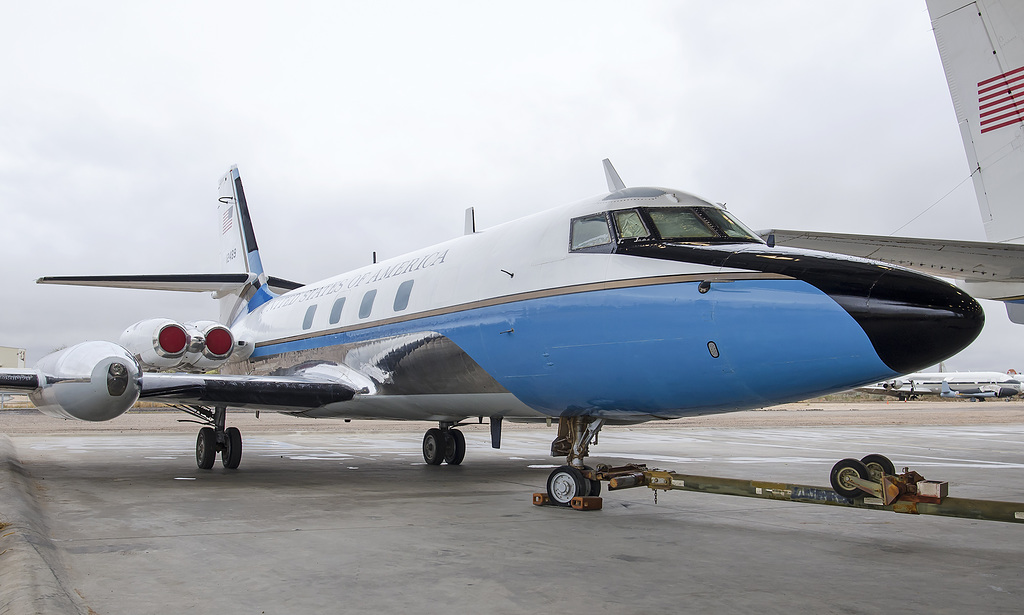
[545,416,605,506]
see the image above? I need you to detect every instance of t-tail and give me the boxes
[37,166,302,327]
[927,0,1024,243]
[217,166,277,324]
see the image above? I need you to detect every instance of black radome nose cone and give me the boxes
[826,268,984,374]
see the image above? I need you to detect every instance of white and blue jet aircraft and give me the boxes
[0,162,984,505]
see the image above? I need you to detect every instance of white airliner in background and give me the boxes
[0,162,983,505]
[858,370,1021,400]
[762,0,1024,323]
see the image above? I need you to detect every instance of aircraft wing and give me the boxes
[139,373,360,410]
[759,229,1024,283]
[0,359,362,418]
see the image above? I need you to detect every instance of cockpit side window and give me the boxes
[570,214,613,251]
[612,209,649,239]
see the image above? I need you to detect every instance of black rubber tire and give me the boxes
[830,458,871,499]
[444,429,466,466]
[196,427,216,470]
[222,426,242,469]
[422,428,446,465]
[860,453,895,482]
[546,465,587,507]
[580,465,601,497]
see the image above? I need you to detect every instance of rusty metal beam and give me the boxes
[648,471,1024,524]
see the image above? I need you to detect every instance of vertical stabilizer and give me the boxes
[216,166,275,324]
[927,0,1024,243]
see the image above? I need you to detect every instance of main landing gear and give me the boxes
[181,405,243,470]
[545,416,605,506]
[421,422,466,466]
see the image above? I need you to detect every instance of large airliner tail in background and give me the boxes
[762,0,1024,323]
[930,0,1024,244]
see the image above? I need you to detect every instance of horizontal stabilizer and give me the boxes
[37,274,303,296]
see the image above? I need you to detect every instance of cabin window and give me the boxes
[359,289,377,319]
[302,305,317,330]
[570,214,612,251]
[329,297,346,324]
[394,280,414,311]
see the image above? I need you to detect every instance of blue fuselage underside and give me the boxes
[251,279,896,418]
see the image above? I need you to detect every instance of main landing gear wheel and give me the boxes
[860,453,895,482]
[196,427,216,470]
[830,458,871,499]
[546,465,589,507]
[423,428,447,465]
[222,426,243,469]
[190,407,244,470]
[444,429,466,466]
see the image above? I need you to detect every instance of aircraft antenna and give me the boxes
[602,159,626,192]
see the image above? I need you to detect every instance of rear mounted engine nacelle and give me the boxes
[181,321,234,370]
[120,318,190,369]
[119,318,235,371]
[30,341,142,421]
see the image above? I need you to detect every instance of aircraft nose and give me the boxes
[813,266,984,374]
[613,241,984,374]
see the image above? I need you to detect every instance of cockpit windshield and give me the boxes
[569,205,763,253]
[645,207,761,243]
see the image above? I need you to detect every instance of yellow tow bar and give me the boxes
[533,463,1024,523]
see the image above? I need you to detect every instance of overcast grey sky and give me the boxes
[0,1,1015,372]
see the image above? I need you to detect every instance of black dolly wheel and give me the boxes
[860,454,895,482]
[830,458,871,499]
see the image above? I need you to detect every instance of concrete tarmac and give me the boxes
[2,404,1024,614]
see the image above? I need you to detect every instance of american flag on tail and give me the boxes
[979,65,1024,134]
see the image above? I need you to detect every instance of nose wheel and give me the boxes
[546,464,602,505]
[543,416,606,506]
